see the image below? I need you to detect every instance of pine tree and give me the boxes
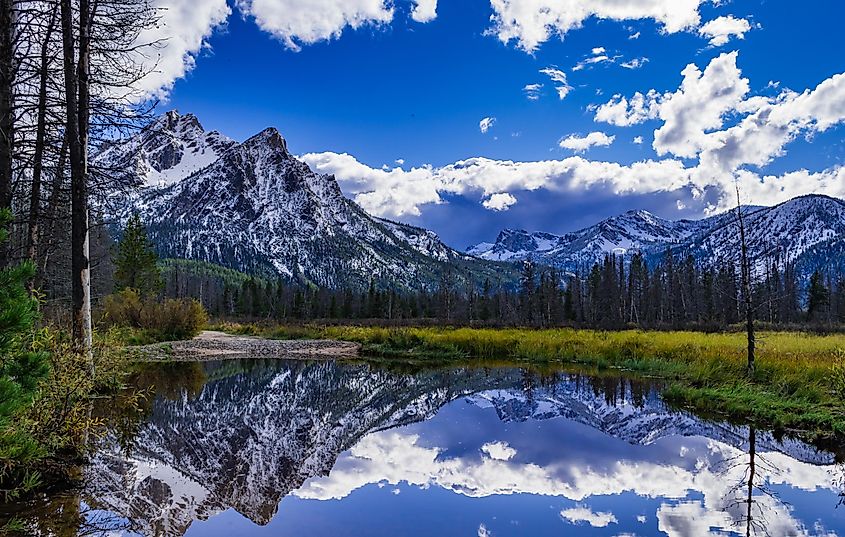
[0,210,49,472]
[114,214,161,296]
[807,271,830,322]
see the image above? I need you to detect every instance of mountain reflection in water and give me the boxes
[7,358,845,537]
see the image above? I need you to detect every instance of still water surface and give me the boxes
[6,358,845,536]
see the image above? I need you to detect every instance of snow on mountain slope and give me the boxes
[469,195,845,277]
[688,195,845,269]
[96,111,237,187]
[470,210,709,269]
[107,111,516,290]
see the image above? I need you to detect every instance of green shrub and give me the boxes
[100,289,208,342]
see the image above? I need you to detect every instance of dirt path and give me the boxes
[131,330,360,361]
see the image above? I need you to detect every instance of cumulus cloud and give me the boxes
[559,131,616,152]
[539,67,572,99]
[633,136,644,144]
[560,506,618,528]
[479,117,497,134]
[591,51,845,211]
[133,0,231,98]
[482,193,518,211]
[301,150,691,217]
[411,0,438,23]
[653,51,750,158]
[593,90,663,126]
[488,0,708,52]
[523,83,543,100]
[299,53,845,218]
[235,0,394,51]
[699,15,752,46]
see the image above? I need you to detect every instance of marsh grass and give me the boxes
[215,323,845,441]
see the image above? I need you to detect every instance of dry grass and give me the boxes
[213,323,845,442]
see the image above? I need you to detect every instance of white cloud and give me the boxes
[633,136,644,144]
[411,0,438,23]
[621,57,649,69]
[395,158,405,165]
[591,46,606,55]
[593,90,663,126]
[559,131,616,152]
[653,51,750,158]
[699,15,751,46]
[301,150,690,218]
[479,117,497,134]
[235,0,394,51]
[302,55,845,218]
[539,67,572,99]
[477,523,492,537]
[482,193,518,211]
[523,83,543,101]
[573,53,613,71]
[133,0,231,98]
[481,441,517,460]
[560,506,618,528]
[488,0,707,52]
[629,31,641,39]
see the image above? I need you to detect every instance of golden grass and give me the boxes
[212,322,845,442]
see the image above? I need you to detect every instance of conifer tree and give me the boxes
[0,209,49,473]
[808,270,830,322]
[114,214,161,296]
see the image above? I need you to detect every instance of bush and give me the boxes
[100,289,208,342]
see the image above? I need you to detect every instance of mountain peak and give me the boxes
[245,127,290,155]
[157,109,204,134]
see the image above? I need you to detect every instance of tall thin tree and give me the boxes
[735,186,755,376]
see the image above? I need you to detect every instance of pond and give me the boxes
[4,358,845,536]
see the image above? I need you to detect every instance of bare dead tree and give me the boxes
[0,0,15,267]
[59,0,93,358]
[25,2,58,269]
[735,186,756,376]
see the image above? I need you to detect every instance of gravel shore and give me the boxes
[132,331,360,361]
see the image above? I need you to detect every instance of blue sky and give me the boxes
[149,0,845,248]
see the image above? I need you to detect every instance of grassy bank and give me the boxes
[215,323,845,443]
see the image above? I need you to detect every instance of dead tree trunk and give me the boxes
[60,0,93,362]
[26,6,58,269]
[736,187,755,376]
[39,133,67,284]
[0,0,15,267]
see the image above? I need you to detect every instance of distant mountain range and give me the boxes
[98,111,517,291]
[469,195,845,278]
[100,111,845,289]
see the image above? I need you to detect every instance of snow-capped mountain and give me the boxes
[105,111,515,290]
[96,111,237,188]
[469,195,845,277]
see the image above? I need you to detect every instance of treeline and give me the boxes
[162,251,845,330]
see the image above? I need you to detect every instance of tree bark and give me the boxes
[0,0,15,267]
[60,0,93,361]
[26,6,58,270]
[38,133,67,284]
[736,187,755,376]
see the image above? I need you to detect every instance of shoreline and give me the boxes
[130,330,361,361]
